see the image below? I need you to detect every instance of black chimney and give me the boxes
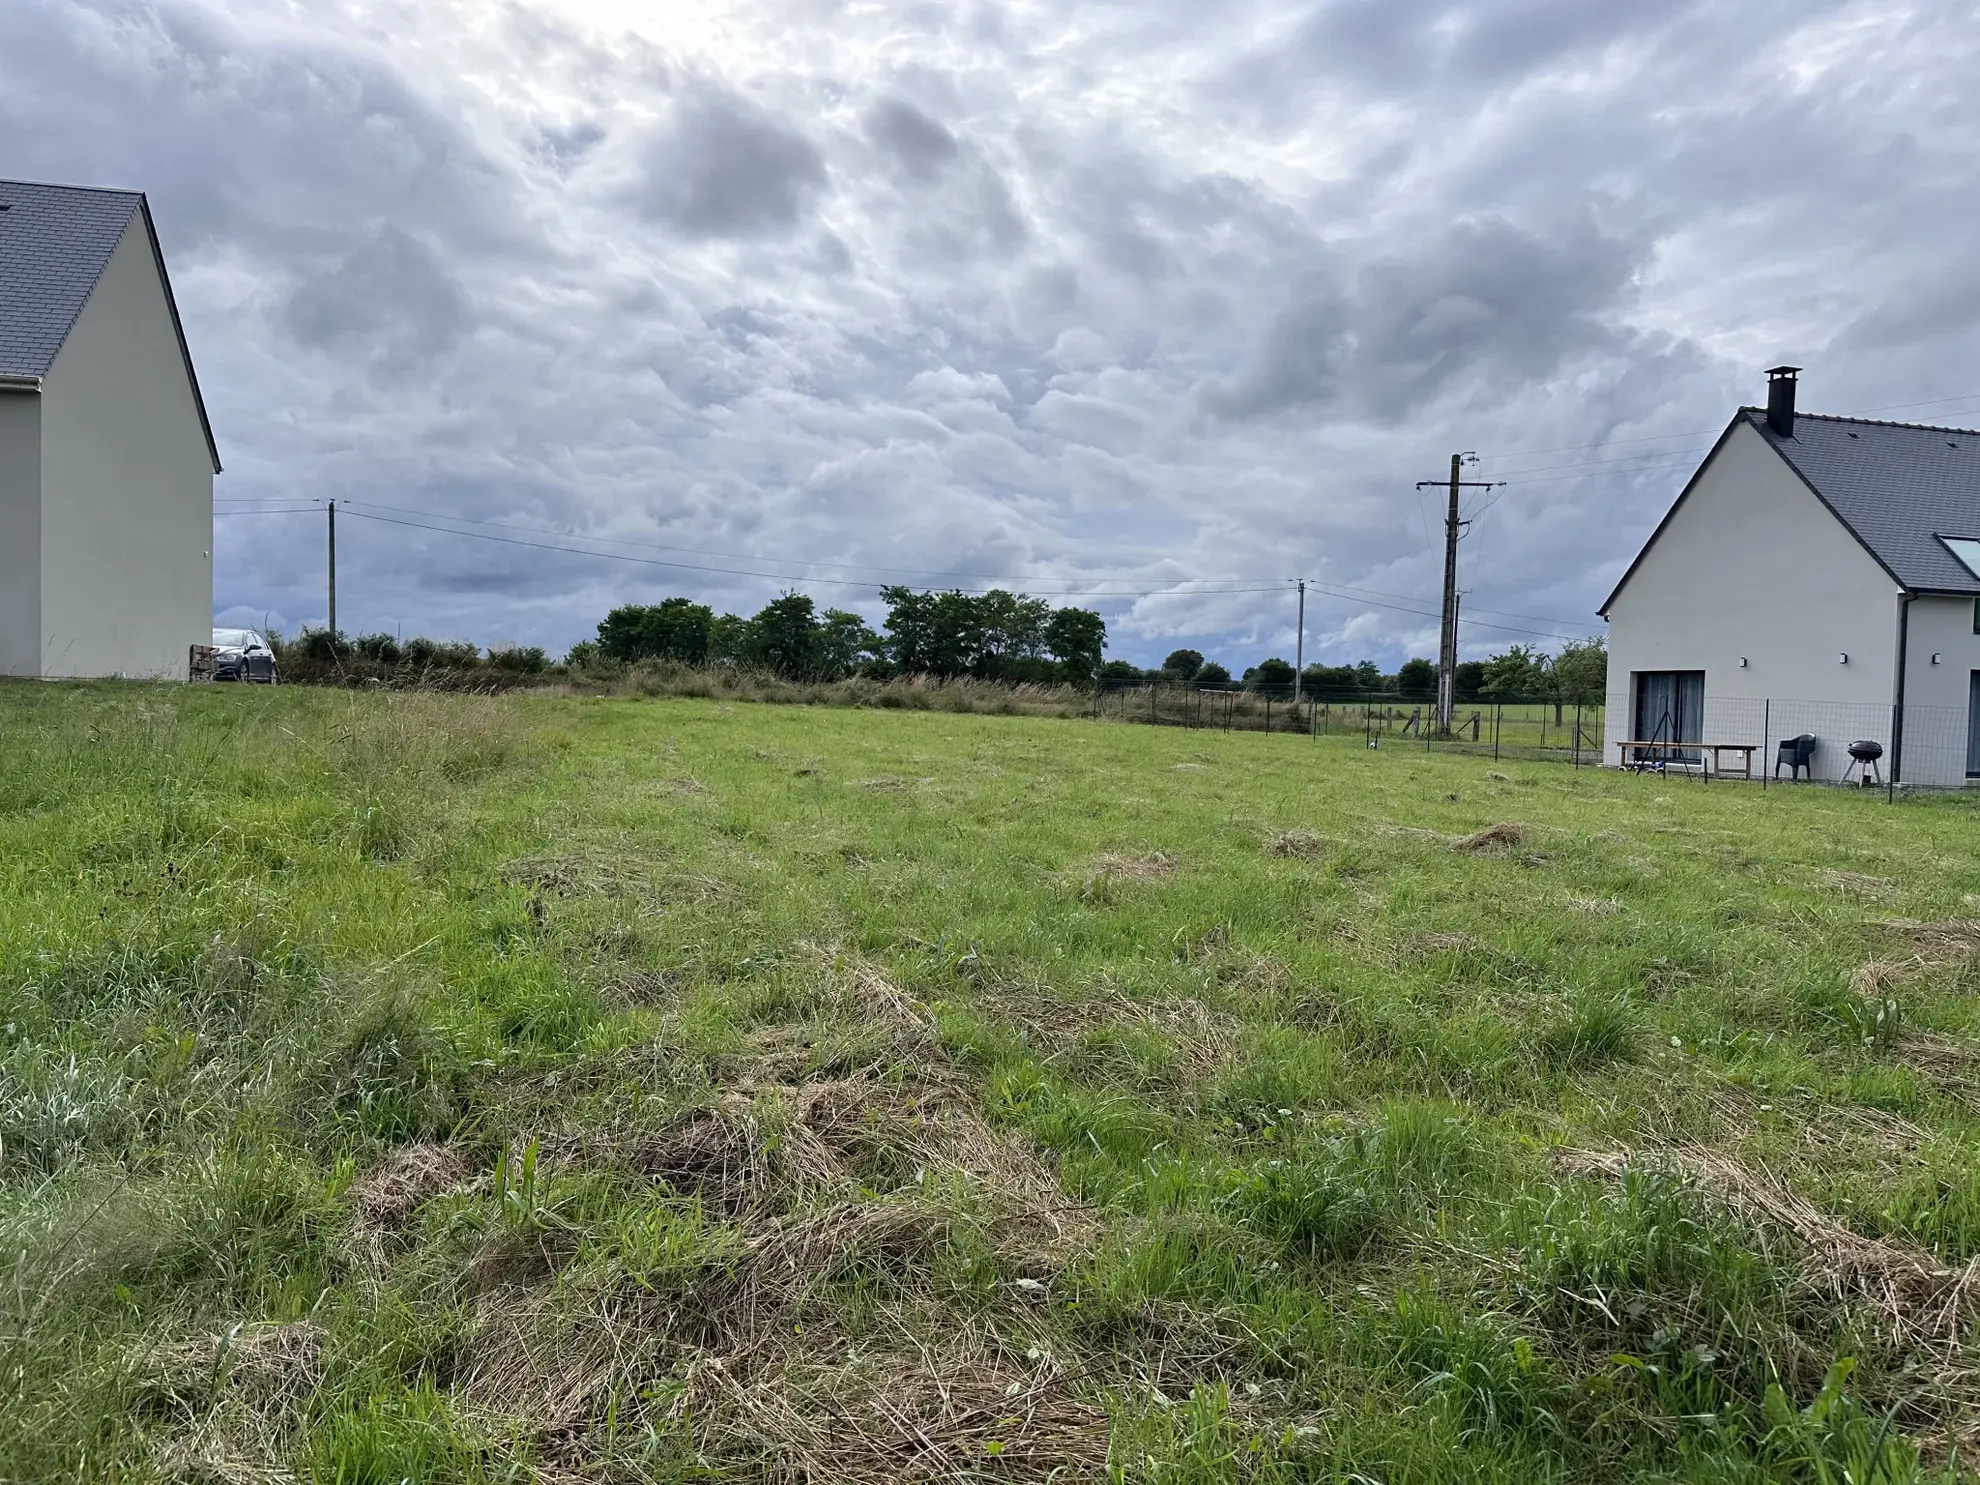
[1765,365,1801,438]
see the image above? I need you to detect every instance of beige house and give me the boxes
[0,180,219,679]
[1602,369,1980,786]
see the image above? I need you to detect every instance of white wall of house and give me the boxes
[0,391,40,676]
[1604,419,1903,781]
[38,215,212,679]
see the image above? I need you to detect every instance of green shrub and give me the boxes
[355,633,404,664]
[297,626,348,661]
[486,645,547,674]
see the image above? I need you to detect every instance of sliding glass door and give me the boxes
[1632,671,1704,763]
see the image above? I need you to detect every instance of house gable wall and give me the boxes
[0,391,40,676]
[1603,420,1899,778]
[38,214,212,679]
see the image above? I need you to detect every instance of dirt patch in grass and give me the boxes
[855,774,933,793]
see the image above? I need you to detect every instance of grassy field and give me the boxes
[6,682,1980,1482]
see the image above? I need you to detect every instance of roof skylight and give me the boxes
[1939,536,1980,580]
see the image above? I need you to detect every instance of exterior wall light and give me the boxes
[1738,657,1749,667]
[1839,653,1849,664]
[1933,653,1943,665]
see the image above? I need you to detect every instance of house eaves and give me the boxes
[1596,406,1980,616]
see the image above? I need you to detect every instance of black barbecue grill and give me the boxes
[1844,739,1884,787]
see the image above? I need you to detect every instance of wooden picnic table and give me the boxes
[1615,741,1758,779]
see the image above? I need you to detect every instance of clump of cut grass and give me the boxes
[1558,1145,1980,1404]
[1456,822,1535,854]
[1077,851,1178,901]
[347,1140,472,1266]
[499,845,666,898]
[1264,828,1329,860]
[1564,896,1621,916]
[1814,868,1893,899]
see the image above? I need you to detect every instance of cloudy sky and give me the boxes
[5,0,1977,668]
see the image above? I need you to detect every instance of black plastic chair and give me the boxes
[1775,734,1817,780]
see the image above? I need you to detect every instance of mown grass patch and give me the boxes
[5,680,1980,1479]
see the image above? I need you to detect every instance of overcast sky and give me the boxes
[5,0,1977,667]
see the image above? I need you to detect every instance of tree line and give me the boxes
[1109,636,1607,714]
[571,587,1108,685]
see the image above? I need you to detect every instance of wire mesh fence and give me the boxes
[1090,678,1976,795]
[1088,681,1607,765]
[1601,691,1972,792]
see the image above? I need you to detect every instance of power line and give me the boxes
[1499,456,1705,487]
[1475,390,1980,463]
[331,498,1215,590]
[1301,579,1579,643]
[1483,443,1714,477]
[333,507,1289,600]
[1303,576,1584,631]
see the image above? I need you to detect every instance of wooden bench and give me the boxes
[1615,741,1757,779]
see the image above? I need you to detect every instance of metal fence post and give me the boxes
[1493,702,1501,761]
[1572,703,1581,768]
[1761,699,1769,792]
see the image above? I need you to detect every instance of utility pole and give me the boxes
[1415,455,1502,735]
[327,500,337,636]
[1294,579,1306,703]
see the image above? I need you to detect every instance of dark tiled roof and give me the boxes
[0,180,144,379]
[1745,407,1980,594]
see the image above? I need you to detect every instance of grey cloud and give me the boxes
[534,121,606,170]
[633,86,827,238]
[7,0,1975,672]
[867,98,959,180]
[284,226,472,367]
[1230,0,1700,106]
[1203,215,1642,421]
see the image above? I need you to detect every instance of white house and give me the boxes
[0,180,219,680]
[1601,369,1980,786]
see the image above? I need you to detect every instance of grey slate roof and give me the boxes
[0,180,144,379]
[1745,407,1980,594]
[0,178,219,471]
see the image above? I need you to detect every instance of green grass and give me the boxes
[3,679,1979,1481]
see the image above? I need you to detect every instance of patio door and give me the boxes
[1633,671,1704,763]
[1968,672,1980,778]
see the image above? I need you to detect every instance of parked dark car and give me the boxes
[212,628,277,683]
